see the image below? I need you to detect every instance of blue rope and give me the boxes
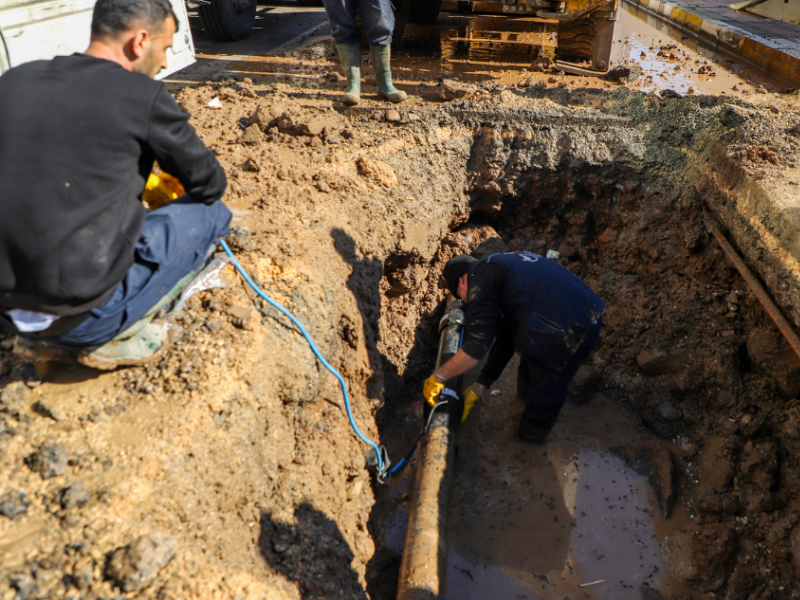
[219,240,384,474]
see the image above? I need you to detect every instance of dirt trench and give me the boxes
[2,80,800,600]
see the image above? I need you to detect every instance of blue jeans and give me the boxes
[323,0,394,45]
[518,319,602,430]
[46,197,231,347]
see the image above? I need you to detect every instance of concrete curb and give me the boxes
[623,0,800,88]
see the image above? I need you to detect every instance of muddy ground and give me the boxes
[3,45,800,600]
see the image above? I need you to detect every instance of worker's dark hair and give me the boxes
[443,255,477,298]
[91,0,179,38]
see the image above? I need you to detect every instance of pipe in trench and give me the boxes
[705,219,800,361]
[396,295,465,600]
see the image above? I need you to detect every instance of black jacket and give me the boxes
[0,54,226,316]
[460,252,606,382]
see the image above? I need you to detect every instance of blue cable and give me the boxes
[219,239,385,474]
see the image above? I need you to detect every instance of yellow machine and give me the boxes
[401,0,618,74]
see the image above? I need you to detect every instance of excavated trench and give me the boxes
[2,74,800,600]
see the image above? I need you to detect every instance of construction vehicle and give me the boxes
[397,0,618,73]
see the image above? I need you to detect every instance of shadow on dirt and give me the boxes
[259,503,368,600]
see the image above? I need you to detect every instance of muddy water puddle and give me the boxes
[380,357,695,599]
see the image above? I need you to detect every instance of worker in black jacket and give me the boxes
[0,0,230,368]
[423,252,605,443]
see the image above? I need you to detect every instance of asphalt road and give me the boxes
[169,2,331,83]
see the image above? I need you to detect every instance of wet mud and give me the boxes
[3,13,800,600]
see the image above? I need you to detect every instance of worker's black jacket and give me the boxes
[460,251,605,385]
[0,54,227,316]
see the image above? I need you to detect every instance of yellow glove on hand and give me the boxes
[461,385,483,423]
[423,373,446,406]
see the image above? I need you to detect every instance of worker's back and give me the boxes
[0,54,161,314]
[478,251,605,371]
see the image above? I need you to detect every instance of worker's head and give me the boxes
[443,255,477,301]
[90,0,178,78]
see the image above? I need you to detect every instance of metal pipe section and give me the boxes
[705,219,800,361]
[397,296,465,600]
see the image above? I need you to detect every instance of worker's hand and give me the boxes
[461,384,486,423]
[423,373,447,406]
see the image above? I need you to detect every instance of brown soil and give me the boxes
[2,62,800,600]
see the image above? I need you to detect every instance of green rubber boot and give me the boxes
[335,43,362,106]
[370,45,407,103]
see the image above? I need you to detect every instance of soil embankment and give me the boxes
[2,74,800,600]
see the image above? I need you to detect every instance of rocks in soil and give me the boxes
[239,123,263,145]
[0,488,30,518]
[106,533,176,592]
[25,442,68,479]
[421,78,475,101]
[71,556,94,590]
[608,444,677,517]
[662,524,735,591]
[32,398,65,422]
[61,480,90,509]
[790,525,800,575]
[1,381,31,408]
[529,56,551,72]
[697,436,738,497]
[636,347,690,376]
[385,109,401,123]
[248,102,284,127]
[746,326,800,397]
[738,439,778,511]
[356,156,397,187]
[605,64,643,84]
[225,305,253,330]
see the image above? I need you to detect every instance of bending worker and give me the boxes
[423,252,605,444]
[0,0,230,369]
[323,0,406,105]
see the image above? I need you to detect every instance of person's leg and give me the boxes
[324,0,363,105]
[516,360,529,403]
[518,320,602,443]
[361,0,407,103]
[47,197,231,349]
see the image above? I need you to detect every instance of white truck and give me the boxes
[0,0,258,76]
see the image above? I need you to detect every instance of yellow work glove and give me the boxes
[461,385,484,423]
[142,172,185,210]
[423,373,447,406]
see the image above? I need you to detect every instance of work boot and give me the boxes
[77,321,174,371]
[517,416,550,445]
[369,45,407,103]
[335,43,362,106]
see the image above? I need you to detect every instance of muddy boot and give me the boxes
[335,43,362,106]
[517,416,550,445]
[369,45,407,103]
[77,321,174,371]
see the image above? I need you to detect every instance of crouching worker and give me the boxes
[423,252,605,444]
[0,0,231,370]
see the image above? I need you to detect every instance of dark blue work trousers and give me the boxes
[517,319,602,431]
[46,197,231,347]
[323,0,394,46]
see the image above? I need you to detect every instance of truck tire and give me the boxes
[408,0,441,24]
[198,0,258,42]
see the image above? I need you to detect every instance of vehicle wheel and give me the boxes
[198,0,258,42]
[408,0,441,24]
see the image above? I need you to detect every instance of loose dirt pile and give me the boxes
[2,77,800,600]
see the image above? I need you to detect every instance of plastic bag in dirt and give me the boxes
[173,255,232,313]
